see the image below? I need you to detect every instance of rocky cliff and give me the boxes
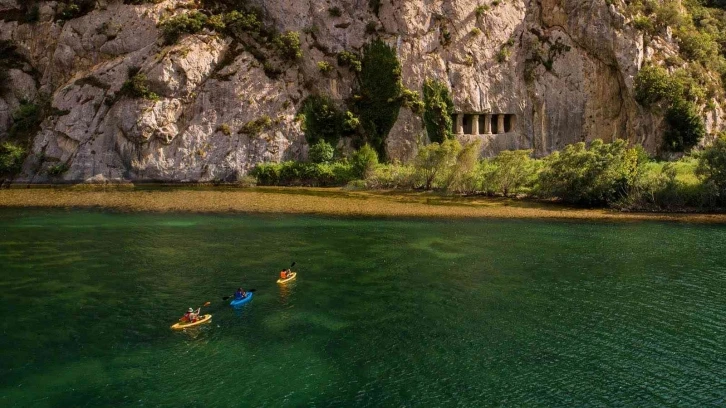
[0,0,723,182]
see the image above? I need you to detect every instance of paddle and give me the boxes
[196,301,211,313]
[223,289,256,301]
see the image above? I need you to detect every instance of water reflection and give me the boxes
[278,280,296,307]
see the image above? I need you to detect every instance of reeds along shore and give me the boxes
[1,186,726,224]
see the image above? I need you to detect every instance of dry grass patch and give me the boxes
[2,186,726,223]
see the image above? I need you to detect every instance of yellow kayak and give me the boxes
[170,314,212,330]
[277,272,297,284]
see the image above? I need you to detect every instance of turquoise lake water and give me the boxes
[0,209,725,406]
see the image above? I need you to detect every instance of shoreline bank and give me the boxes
[1,186,726,223]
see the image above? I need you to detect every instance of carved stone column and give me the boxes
[483,114,492,134]
[455,114,464,134]
[497,114,505,134]
[471,114,479,135]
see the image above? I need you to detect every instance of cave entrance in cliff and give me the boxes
[451,113,517,135]
[504,114,517,133]
[478,115,487,135]
[491,116,500,134]
[462,115,474,134]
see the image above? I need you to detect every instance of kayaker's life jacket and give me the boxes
[280,271,286,279]
[181,312,192,322]
[234,291,244,300]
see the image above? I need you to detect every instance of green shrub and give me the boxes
[621,159,706,210]
[223,10,263,39]
[328,7,342,17]
[413,139,462,190]
[159,12,209,45]
[300,95,346,145]
[207,14,226,32]
[343,111,361,133]
[634,65,707,152]
[9,100,42,138]
[654,0,684,28]
[663,99,706,152]
[59,3,81,21]
[441,28,452,46]
[365,163,416,189]
[496,46,511,63]
[239,115,272,136]
[483,150,538,196]
[0,142,26,175]
[676,29,719,62]
[357,39,403,158]
[47,163,69,176]
[57,0,95,21]
[337,51,362,72]
[251,161,356,186]
[399,88,424,114]
[250,162,283,184]
[273,31,302,60]
[422,78,455,143]
[633,15,655,32]
[351,144,379,178]
[217,123,231,136]
[120,69,159,101]
[470,27,482,36]
[317,61,334,74]
[475,5,490,17]
[309,140,335,163]
[634,65,681,108]
[445,140,482,193]
[536,139,644,205]
[263,62,283,79]
[696,135,726,199]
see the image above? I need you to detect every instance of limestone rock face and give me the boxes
[0,0,723,182]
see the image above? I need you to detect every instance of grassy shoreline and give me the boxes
[2,185,726,223]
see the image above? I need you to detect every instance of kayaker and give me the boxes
[234,288,247,300]
[181,307,199,323]
[280,269,288,280]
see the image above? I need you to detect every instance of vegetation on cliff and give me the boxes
[422,79,455,144]
[300,96,350,145]
[120,68,159,101]
[300,40,422,157]
[356,40,405,159]
[157,3,302,78]
[0,142,25,176]
[628,0,726,151]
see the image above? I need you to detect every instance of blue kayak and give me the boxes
[230,292,253,307]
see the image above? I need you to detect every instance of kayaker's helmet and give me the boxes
[188,307,193,312]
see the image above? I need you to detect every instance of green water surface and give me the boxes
[0,209,725,407]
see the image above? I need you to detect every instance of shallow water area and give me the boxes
[1,209,725,406]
